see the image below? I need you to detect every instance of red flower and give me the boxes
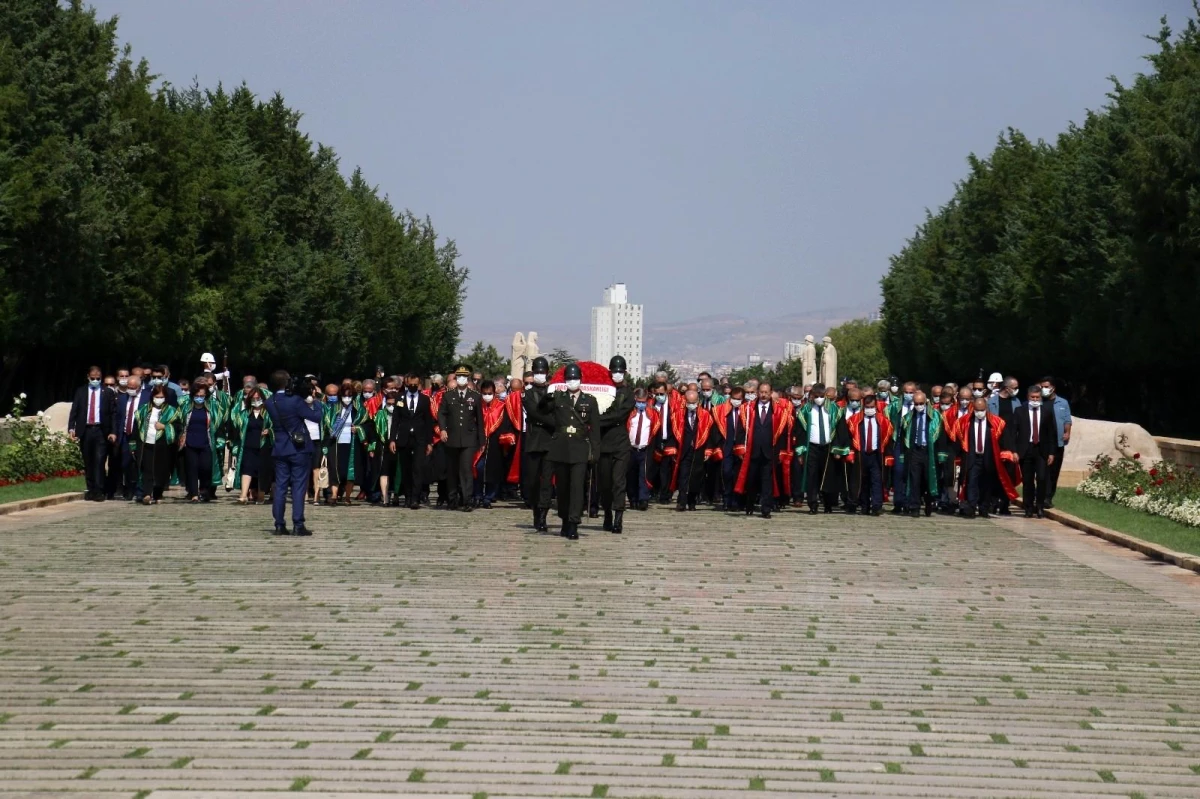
[1167,474,1176,481]
[1154,479,1164,486]
[1149,468,1159,477]
[1133,453,1141,460]
[1135,486,1144,495]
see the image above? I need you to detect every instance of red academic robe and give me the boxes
[708,403,743,461]
[473,400,507,470]
[669,407,714,491]
[956,412,1021,500]
[502,391,524,484]
[733,399,791,496]
[846,410,893,461]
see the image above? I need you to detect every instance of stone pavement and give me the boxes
[1,497,1199,798]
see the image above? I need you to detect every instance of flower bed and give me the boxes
[1078,452,1200,529]
[0,395,84,481]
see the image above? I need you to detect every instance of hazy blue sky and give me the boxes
[93,0,1193,327]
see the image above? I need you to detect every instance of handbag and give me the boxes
[268,395,309,447]
[223,465,236,489]
[317,456,330,489]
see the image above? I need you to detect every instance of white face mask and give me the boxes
[127,388,138,396]
[813,397,825,406]
[974,410,987,419]
[532,373,547,385]
[701,389,712,397]
[914,403,925,412]
[455,376,468,387]
[791,398,803,407]
[972,389,984,397]
[251,399,263,408]
[611,372,624,384]
[686,402,698,411]
[1042,386,1054,396]
[864,407,877,417]
[152,397,165,407]
[305,395,314,404]
[1028,399,1042,409]
[118,377,128,387]
[341,396,352,405]
[362,391,374,399]
[482,394,495,403]
[730,398,742,408]
[565,379,581,392]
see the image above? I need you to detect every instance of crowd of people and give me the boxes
[66,353,1072,538]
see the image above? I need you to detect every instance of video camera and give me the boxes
[286,373,319,397]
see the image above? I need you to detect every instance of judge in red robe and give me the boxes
[733,384,790,518]
[670,390,714,511]
[625,389,660,510]
[846,397,892,514]
[957,400,1020,518]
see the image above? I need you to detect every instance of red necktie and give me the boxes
[88,389,97,425]
[634,413,644,448]
[976,421,984,454]
[1032,409,1039,444]
[125,399,135,435]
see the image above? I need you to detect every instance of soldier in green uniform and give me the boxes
[539,363,601,540]
[521,356,555,531]
[437,365,483,511]
[597,355,634,533]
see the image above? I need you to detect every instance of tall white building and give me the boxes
[590,282,643,377]
[783,341,804,362]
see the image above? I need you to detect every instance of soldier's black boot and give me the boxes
[603,510,613,531]
[566,522,579,540]
[532,507,541,530]
[537,508,549,532]
[612,510,623,534]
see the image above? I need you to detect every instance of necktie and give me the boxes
[976,420,984,454]
[731,409,738,437]
[634,413,644,448]
[917,414,925,447]
[409,393,415,412]
[125,399,135,435]
[1032,409,1040,444]
[865,419,875,452]
[88,388,97,425]
[688,412,696,429]
[819,409,827,445]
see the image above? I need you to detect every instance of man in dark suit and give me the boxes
[68,365,116,501]
[391,372,434,510]
[743,382,783,519]
[264,370,323,536]
[437,365,483,511]
[522,356,556,531]
[111,374,145,500]
[1013,385,1058,518]
[961,398,1001,519]
[540,363,601,540]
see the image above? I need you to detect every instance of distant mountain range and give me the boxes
[459,304,876,370]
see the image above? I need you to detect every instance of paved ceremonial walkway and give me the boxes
[1,497,1199,798]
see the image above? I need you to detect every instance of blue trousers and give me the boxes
[627,449,651,504]
[273,452,309,528]
[721,453,742,509]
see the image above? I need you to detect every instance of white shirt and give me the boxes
[145,407,161,444]
[809,406,829,446]
[629,410,651,449]
[336,407,354,444]
[660,401,670,440]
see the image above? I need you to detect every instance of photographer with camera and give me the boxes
[264,369,323,536]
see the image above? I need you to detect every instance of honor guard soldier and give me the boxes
[539,363,601,540]
[597,355,634,533]
[437,365,483,511]
[522,356,556,531]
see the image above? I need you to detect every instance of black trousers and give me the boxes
[805,444,835,509]
[521,450,554,509]
[553,460,587,523]
[721,454,743,509]
[938,454,959,508]
[1046,445,1065,501]
[136,440,171,499]
[655,448,677,501]
[445,446,475,505]
[1021,453,1048,511]
[627,449,652,504]
[905,447,932,510]
[676,447,699,507]
[184,445,212,499]
[598,448,629,511]
[965,460,996,512]
[396,445,428,504]
[858,451,884,511]
[745,453,774,511]
[80,426,108,495]
[587,463,600,515]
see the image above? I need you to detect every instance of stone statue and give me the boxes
[800,335,817,386]
[820,335,838,388]
[524,332,540,367]
[510,332,527,378]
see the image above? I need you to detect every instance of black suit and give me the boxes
[521,386,555,511]
[596,385,633,512]
[746,402,778,512]
[112,392,144,498]
[69,384,116,497]
[392,390,434,506]
[962,416,997,515]
[1013,404,1057,513]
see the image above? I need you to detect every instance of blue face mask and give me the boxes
[849,400,861,410]
[194,396,206,405]
[89,379,101,388]
[655,395,666,405]
[903,392,914,404]
[327,396,338,404]
[635,401,647,411]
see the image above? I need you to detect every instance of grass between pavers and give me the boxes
[0,476,84,504]
[1050,488,1200,556]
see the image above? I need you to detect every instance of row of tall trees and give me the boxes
[1,0,466,411]
[881,15,1200,436]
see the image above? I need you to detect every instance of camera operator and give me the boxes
[264,370,323,536]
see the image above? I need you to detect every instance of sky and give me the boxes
[92,0,1194,329]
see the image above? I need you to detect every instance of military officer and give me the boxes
[539,363,601,540]
[436,365,483,511]
[521,356,555,531]
[596,355,634,533]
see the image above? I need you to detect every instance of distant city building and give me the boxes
[747,353,762,367]
[590,282,643,377]
[783,341,804,362]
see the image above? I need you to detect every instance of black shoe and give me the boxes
[761,509,772,519]
[871,508,882,516]
[924,505,933,517]
[823,505,834,514]
[908,510,920,518]
[273,525,289,535]
[998,508,1012,516]
[566,523,579,540]
[1044,500,1054,509]
[1023,510,1034,518]
[536,510,549,533]
[481,499,492,510]
[603,511,613,531]
[292,525,313,536]
[687,503,696,511]
[639,501,649,511]
[588,509,599,519]
[979,510,990,519]
[612,511,623,534]
[1035,510,1045,519]
[675,504,687,512]
[744,506,754,516]
[808,507,818,515]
